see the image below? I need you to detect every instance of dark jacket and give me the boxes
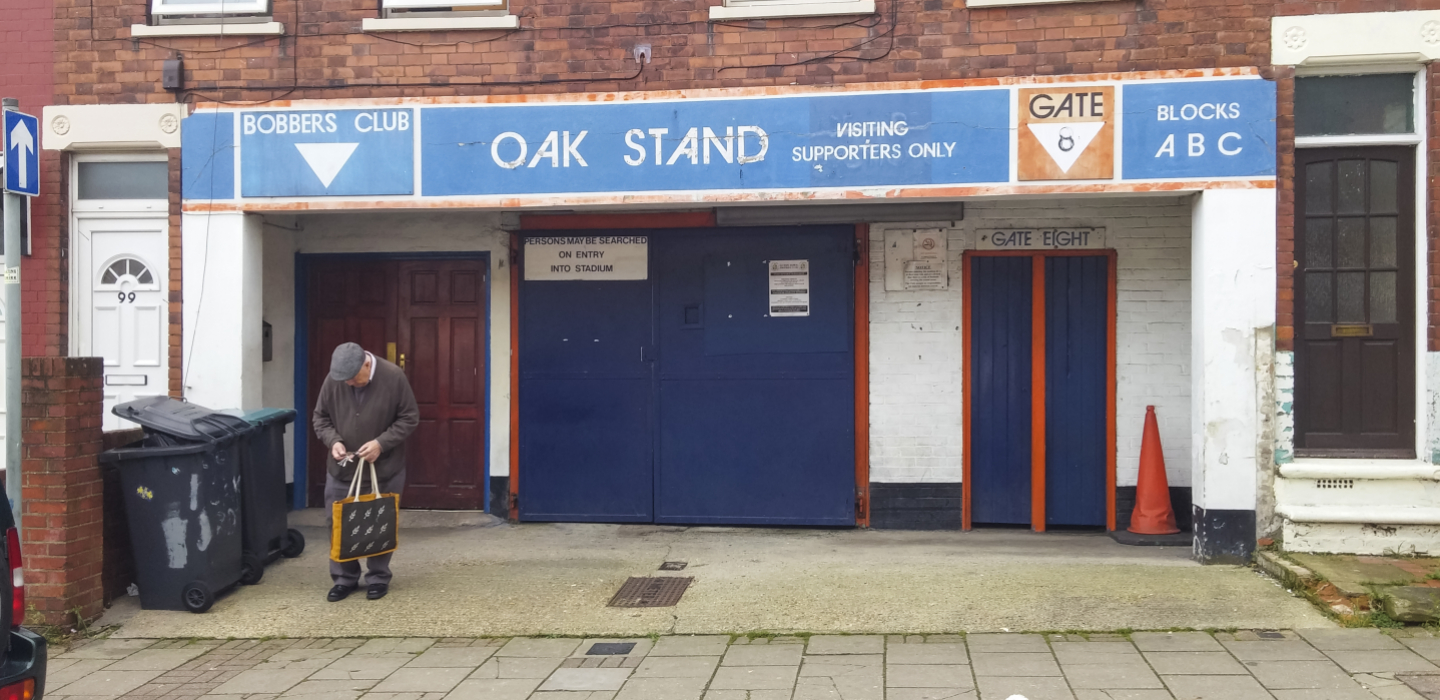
[313,356,420,481]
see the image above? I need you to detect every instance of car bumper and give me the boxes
[0,628,47,698]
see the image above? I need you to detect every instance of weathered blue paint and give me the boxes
[421,90,1009,196]
[654,229,854,525]
[518,227,855,525]
[1121,79,1277,179]
[1044,255,1108,527]
[970,256,1033,526]
[240,109,414,197]
[181,77,1278,202]
[181,111,234,200]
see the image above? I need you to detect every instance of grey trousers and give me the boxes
[324,469,406,587]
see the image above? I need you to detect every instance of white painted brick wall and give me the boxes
[869,196,1193,487]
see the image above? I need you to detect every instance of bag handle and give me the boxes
[345,458,384,499]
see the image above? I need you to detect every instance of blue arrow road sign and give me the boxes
[4,111,40,197]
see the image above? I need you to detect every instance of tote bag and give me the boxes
[330,459,400,562]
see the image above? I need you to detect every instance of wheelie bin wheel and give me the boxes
[282,528,306,558]
[239,552,264,585]
[182,581,214,613]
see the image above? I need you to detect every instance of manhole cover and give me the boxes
[588,642,636,656]
[659,561,688,571]
[608,576,693,608]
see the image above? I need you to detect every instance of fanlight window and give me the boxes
[101,258,155,286]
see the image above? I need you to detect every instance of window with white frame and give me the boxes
[709,0,872,20]
[150,0,269,19]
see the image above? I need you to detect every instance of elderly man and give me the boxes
[313,342,419,602]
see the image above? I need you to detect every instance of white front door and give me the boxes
[74,217,169,430]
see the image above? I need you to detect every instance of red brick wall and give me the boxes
[3,0,64,357]
[20,357,105,626]
[47,0,1440,361]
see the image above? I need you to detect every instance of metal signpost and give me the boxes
[3,99,39,532]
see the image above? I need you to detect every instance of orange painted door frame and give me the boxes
[962,249,1118,532]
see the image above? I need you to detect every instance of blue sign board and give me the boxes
[1121,80,1277,179]
[239,108,414,197]
[185,77,1278,201]
[422,90,1011,196]
[3,111,40,197]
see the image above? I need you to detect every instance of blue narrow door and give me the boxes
[518,261,654,521]
[970,256,1033,525]
[655,227,855,525]
[1044,256,1108,526]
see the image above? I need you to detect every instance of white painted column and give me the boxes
[181,211,265,410]
[1189,188,1276,556]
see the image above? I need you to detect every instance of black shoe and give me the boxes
[327,584,356,602]
[367,583,388,600]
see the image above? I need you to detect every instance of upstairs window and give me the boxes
[378,0,507,16]
[150,0,269,19]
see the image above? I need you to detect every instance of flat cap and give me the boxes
[328,342,367,382]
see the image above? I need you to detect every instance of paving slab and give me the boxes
[974,676,1074,700]
[1130,632,1223,652]
[1299,628,1407,650]
[1243,659,1368,689]
[702,690,792,700]
[807,636,884,655]
[970,651,1061,677]
[47,669,163,697]
[1050,642,1141,664]
[613,676,709,700]
[1072,691,1174,700]
[499,638,584,658]
[1269,690,1383,700]
[1160,674,1274,700]
[885,644,968,665]
[1221,640,1329,661]
[311,653,414,680]
[721,644,803,666]
[964,634,1050,653]
[885,690,979,700]
[99,646,207,671]
[1324,650,1440,674]
[538,668,633,692]
[208,668,312,695]
[442,677,541,700]
[1289,553,1424,597]
[56,639,158,660]
[708,665,799,690]
[1059,662,1163,689]
[406,645,497,668]
[651,636,730,657]
[630,655,719,678]
[1142,651,1248,675]
[886,665,975,688]
[472,657,568,679]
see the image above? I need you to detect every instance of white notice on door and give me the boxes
[525,236,648,280]
[768,259,810,317]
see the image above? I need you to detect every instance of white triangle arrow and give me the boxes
[1027,122,1105,174]
[294,142,359,188]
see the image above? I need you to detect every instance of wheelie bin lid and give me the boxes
[242,408,297,426]
[112,396,254,443]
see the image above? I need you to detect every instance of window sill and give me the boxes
[965,0,1093,6]
[130,21,284,37]
[1281,459,1439,481]
[362,15,518,31]
[709,0,873,20]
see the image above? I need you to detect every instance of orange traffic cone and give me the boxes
[1128,405,1179,535]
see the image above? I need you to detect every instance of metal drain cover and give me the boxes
[608,576,692,608]
[659,561,688,571]
[587,642,636,655]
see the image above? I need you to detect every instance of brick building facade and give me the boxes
[6,0,1434,612]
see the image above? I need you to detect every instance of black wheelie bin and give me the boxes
[239,408,305,573]
[100,397,254,613]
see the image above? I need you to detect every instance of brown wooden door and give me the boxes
[397,260,487,509]
[306,257,487,509]
[306,260,397,506]
[1294,147,1415,457]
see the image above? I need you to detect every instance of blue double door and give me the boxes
[969,255,1110,528]
[519,227,856,525]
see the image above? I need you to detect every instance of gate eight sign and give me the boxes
[3,111,39,197]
